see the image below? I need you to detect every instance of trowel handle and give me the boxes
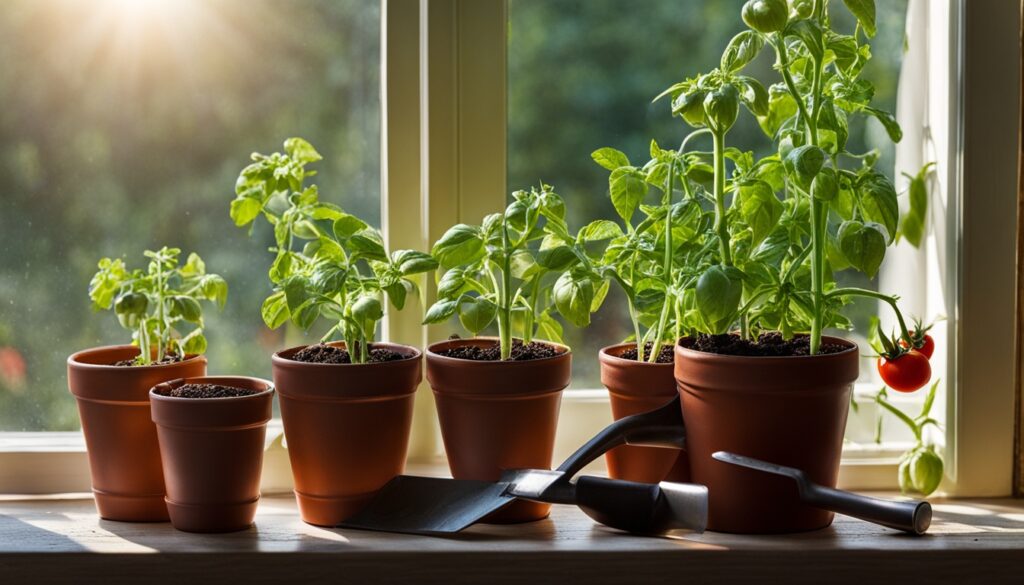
[574,476,707,534]
[802,485,932,535]
[556,395,686,479]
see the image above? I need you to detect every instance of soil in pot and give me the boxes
[151,376,274,533]
[67,345,207,522]
[112,353,184,367]
[289,343,408,364]
[273,341,421,527]
[426,337,569,523]
[679,332,848,356]
[675,334,858,533]
[600,343,689,485]
[434,338,558,361]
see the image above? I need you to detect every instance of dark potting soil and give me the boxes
[437,339,560,361]
[619,342,674,364]
[289,344,408,364]
[113,353,184,367]
[156,383,258,399]
[678,332,848,357]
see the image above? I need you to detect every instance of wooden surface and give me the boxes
[1,491,1023,585]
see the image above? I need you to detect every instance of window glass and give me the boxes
[0,0,381,430]
[507,0,909,390]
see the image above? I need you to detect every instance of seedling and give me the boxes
[230,138,437,363]
[89,247,227,364]
[425,184,603,360]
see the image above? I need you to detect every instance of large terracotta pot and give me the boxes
[426,337,569,523]
[675,336,859,533]
[600,343,689,484]
[150,376,274,533]
[272,341,420,526]
[67,345,206,521]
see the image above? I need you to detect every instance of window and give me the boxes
[0,0,381,431]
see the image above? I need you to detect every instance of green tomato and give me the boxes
[811,167,838,201]
[899,446,944,496]
[742,0,788,33]
[703,84,740,134]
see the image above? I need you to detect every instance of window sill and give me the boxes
[0,483,1020,584]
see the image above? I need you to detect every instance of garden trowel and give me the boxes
[340,395,706,535]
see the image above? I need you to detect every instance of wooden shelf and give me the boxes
[1,490,1022,584]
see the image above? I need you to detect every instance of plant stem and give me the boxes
[499,215,513,360]
[155,257,165,363]
[826,287,914,342]
[649,158,678,363]
[711,131,732,266]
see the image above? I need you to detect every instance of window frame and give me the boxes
[0,0,1018,498]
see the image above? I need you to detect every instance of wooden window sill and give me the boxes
[1,486,1022,585]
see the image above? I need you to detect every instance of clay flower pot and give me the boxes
[426,337,569,523]
[599,343,689,484]
[272,341,420,526]
[675,336,859,533]
[67,345,206,522]
[150,376,273,533]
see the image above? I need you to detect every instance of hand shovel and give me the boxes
[712,451,932,535]
[340,395,706,535]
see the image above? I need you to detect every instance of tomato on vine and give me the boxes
[897,319,937,359]
[877,350,931,393]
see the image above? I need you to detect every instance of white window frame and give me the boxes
[0,0,1017,497]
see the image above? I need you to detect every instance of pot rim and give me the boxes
[272,341,422,370]
[68,344,205,371]
[674,335,858,361]
[149,376,275,403]
[425,336,571,367]
[599,342,674,368]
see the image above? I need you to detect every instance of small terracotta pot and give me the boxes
[675,336,859,533]
[426,337,569,523]
[150,376,273,533]
[599,343,689,484]
[67,345,206,522]
[272,342,420,526]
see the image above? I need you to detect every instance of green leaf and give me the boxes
[721,30,764,73]
[291,299,321,330]
[284,137,323,164]
[230,196,264,227]
[695,265,743,332]
[310,202,345,221]
[458,296,497,334]
[842,0,876,37]
[349,230,388,261]
[785,145,825,187]
[837,220,886,278]
[577,220,623,242]
[171,296,203,323]
[310,261,347,294]
[609,167,648,223]
[785,19,825,62]
[757,83,798,138]
[423,299,458,324]
[385,280,412,310]
[333,214,369,240]
[199,275,229,308]
[899,163,932,248]
[351,295,383,336]
[180,331,207,355]
[432,224,486,269]
[261,291,289,329]
[534,311,564,344]
[283,276,311,312]
[591,147,630,171]
[739,181,783,246]
[536,245,578,271]
[863,106,902,142]
[268,251,293,284]
[553,271,595,328]
[392,249,439,275]
[858,170,899,242]
[735,76,769,117]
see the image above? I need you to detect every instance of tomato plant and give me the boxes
[624,0,937,353]
[89,247,227,364]
[230,138,437,363]
[425,184,603,360]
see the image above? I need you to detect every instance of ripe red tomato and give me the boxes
[899,333,935,359]
[878,350,932,393]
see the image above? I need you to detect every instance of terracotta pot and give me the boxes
[272,342,420,526]
[67,345,206,521]
[426,337,569,523]
[150,376,273,533]
[675,336,859,533]
[599,343,689,484]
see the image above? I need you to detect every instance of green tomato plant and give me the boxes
[873,382,944,496]
[647,0,927,354]
[230,138,438,364]
[425,184,604,360]
[88,247,227,365]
